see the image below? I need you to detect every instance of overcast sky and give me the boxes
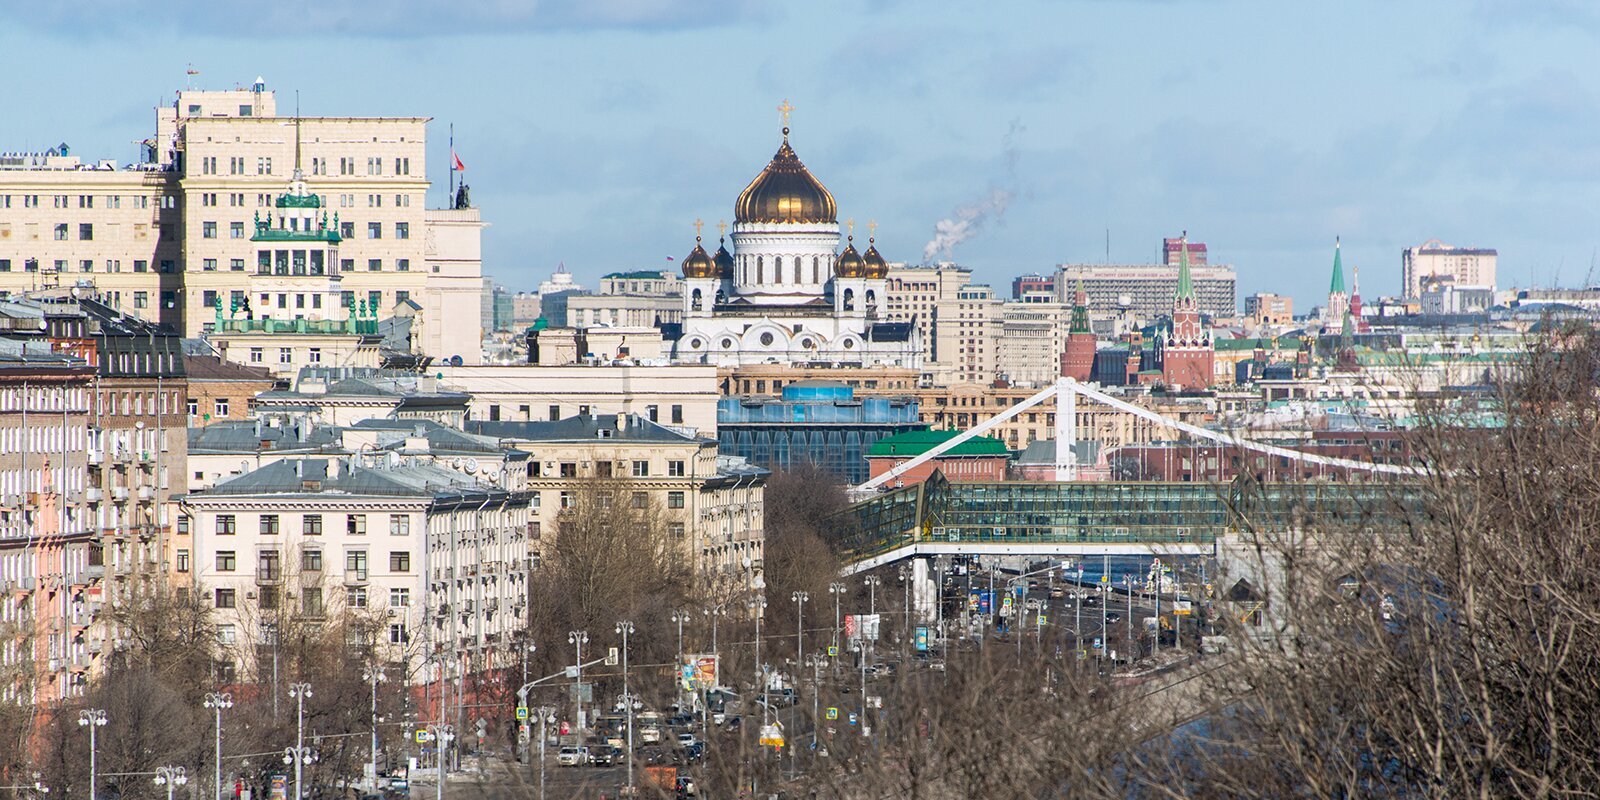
[4,0,1599,308]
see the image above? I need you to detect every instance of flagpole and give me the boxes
[448,123,455,207]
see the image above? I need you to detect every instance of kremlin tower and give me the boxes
[1153,235,1214,390]
[1060,279,1096,381]
[1326,237,1350,333]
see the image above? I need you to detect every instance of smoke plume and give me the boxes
[921,120,1023,264]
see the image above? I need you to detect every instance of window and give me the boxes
[347,587,367,608]
[215,588,236,609]
[368,291,381,309]
[560,491,575,510]
[632,460,649,477]
[389,587,411,607]
[176,549,190,573]
[559,462,577,478]
[669,522,685,538]
[668,460,686,477]
[217,515,237,535]
[308,347,322,364]
[396,222,409,239]
[230,258,245,271]
[390,515,410,536]
[217,624,237,645]
[549,405,561,421]
[348,514,367,535]
[258,551,281,581]
[302,588,323,615]
[249,347,263,364]
[631,491,648,509]
[341,222,354,239]
[259,588,279,610]
[214,398,230,417]
[302,549,323,571]
[53,224,67,241]
[395,290,410,305]
[79,223,94,240]
[368,258,381,272]
[397,258,410,272]
[231,221,245,239]
[389,551,411,572]
[202,290,219,311]
[133,292,148,309]
[303,514,322,535]
[668,491,685,509]
[261,514,280,535]
[187,399,200,417]
[216,551,237,571]
[203,258,217,272]
[368,222,382,239]
[388,623,409,644]
[203,221,217,239]
[646,405,659,422]
[279,348,292,365]
[671,405,684,424]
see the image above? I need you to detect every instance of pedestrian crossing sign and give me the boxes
[515,706,528,721]
[825,707,839,720]
[827,646,839,657]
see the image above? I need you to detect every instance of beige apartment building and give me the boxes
[436,363,720,435]
[996,301,1071,388]
[1401,239,1497,299]
[0,81,483,364]
[1244,292,1294,326]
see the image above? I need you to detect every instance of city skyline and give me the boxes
[4,0,1599,309]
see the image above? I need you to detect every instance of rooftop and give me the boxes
[868,428,1009,459]
[466,413,702,444]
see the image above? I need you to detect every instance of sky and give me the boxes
[4,0,1600,310]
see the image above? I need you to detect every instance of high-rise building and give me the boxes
[1011,272,1054,301]
[1055,260,1236,323]
[1402,240,1497,299]
[0,79,484,364]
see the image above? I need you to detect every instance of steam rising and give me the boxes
[921,120,1023,264]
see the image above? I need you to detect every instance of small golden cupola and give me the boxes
[681,235,716,279]
[835,236,866,279]
[862,235,888,279]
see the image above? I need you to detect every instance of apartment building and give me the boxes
[465,414,767,599]
[996,301,1071,388]
[0,80,483,364]
[1401,240,1497,299]
[436,363,720,435]
[1055,262,1237,323]
[183,458,531,684]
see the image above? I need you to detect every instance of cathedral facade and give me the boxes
[669,118,922,370]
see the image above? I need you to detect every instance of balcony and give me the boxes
[87,450,104,465]
[138,451,155,465]
[137,486,154,501]
[111,487,129,502]
[85,487,103,503]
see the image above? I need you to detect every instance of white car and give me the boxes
[556,746,588,767]
[676,732,697,748]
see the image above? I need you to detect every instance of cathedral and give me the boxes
[668,108,922,369]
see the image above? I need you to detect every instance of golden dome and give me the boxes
[862,237,888,279]
[713,237,735,280]
[681,237,716,279]
[835,237,866,279]
[734,130,837,225]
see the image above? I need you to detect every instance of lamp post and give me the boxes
[424,725,453,800]
[669,610,689,666]
[362,667,386,789]
[519,641,537,689]
[747,595,767,726]
[615,620,636,793]
[534,708,555,800]
[152,766,187,800]
[76,708,106,800]
[568,630,589,733]
[203,692,233,800]
[897,564,912,653]
[863,575,880,616]
[790,591,808,666]
[287,682,313,800]
[1075,567,1084,663]
[827,582,846,650]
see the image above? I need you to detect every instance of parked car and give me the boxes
[675,732,697,748]
[685,742,706,763]
[711,710,727,726]
[556,746,588,767]
[640,745,671,765]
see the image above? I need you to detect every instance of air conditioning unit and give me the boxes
[245,590,256,599]
[387,608,397,618]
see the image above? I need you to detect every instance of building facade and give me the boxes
[716,381,925,484]
[1402,239,1497,299]
[1055,261,1236,322]
[1244,293,1294,326]
[436,363,719,435]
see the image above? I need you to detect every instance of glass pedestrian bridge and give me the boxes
[837,472,1422,572]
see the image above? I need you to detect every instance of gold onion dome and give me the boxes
[734,128,838,224]
[681,236,716,279]
[835,236,866,279]
[713,237,735,280]
[862,237,888,279]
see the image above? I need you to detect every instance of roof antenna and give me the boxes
[292,90,303,179]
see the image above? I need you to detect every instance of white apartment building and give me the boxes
[183,458,531,684]
[1402,240,1497,299]
[436,363,720,435]
[0,79,483,364]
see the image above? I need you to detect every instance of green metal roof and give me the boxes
[868,429,1009,458]
[1330,239,1346,294]
[1176,241,1194,301]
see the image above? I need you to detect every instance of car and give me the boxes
[639,745,670,765]
[724,716,742,731]
[556,746,588,767]
[675,732,697,748]
[675,776,699,798]
[711,710,727,726]
[589,746,621,767]
[685,742,706,763]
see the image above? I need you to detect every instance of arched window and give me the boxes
[691,288,703,311]
[843,288,855,311]
[865,289,877,316]
[757,256,764,284]
[793,257,801,284]
[812,257,820,283]
[774,257,783,283]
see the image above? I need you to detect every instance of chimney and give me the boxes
[328,458,340,479]
[615,413,628,431]
[294,460,303,477]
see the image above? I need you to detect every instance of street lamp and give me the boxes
[668,610,690,666]
[203,692,233,800]
[76,708,107,800]
[424,725,453,800]
[152,766,187,800]
[897,564,912,653]
[287,682,313,800]
[362,667,386,790]
[519,641,538,689]
[827,582,846,650]
[567,630,589,733]
[1075,566,1085,663]
[863,575,881,616]
[615,620,636,793]
[534,708,556,800]
[747,595,768,725]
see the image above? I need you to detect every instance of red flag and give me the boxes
[451,150,465,172]
[665,255,675,262]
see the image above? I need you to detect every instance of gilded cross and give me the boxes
[868,220,878,240]
[693,218,704,240]
[846,218,855,238]
[778,99,794,130]
[717,220,728,238]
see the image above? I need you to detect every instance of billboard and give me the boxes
[680,654,718,691]
[845,614,880,641]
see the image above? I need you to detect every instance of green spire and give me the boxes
[1175,238,1194,301]
[1330,237,1346,295]
[1069,278,1091,333]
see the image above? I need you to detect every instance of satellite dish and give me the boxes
[465,458,480,473]
[451,458,464,469]
[1118,294,1133,308]
[386,451,401,468]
